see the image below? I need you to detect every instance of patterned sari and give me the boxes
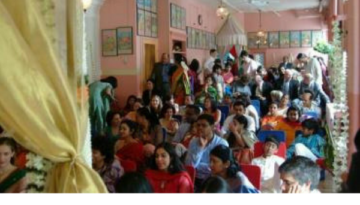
[0,168,26,193]
[171,65,191,105]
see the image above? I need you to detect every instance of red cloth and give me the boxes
[145,170,194,193]
[116,142,144,171]
[229,45,239,75]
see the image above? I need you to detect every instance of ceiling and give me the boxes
[196,0,329,13]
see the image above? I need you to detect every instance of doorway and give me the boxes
[143,44,156,91]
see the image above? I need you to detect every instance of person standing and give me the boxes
[204,49,218,77]
[151,53,177,99]
[296,53,323,87]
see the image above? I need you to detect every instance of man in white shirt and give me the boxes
[221,101,256,136]
[296,53,323,86]
[203,49,217,77]
[240,50,260,80]
[251,136,285,193]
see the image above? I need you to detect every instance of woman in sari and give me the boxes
[274,106,302,147]
[0,138,27,193]
[261,102,283,130]
[115,120,144,172]
[145,143,193,193]
[104,111,122,147]
[89,76,118,135]
[171,56,191,105]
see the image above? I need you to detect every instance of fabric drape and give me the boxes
[0,0,107,193]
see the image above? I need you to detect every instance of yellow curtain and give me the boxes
[0,0,107,193]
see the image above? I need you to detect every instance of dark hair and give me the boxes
[189,59,200,73]
[210,145,240,178]
[201,176,232,193]
[224,63,231,69]
[233,100,246,109]
[296,53,307,60]
[286,106,301,121]
[150,143,185,174]
[233,115,248,129]
[186,104,201,115]
[0,125,3,134]
[160,104,176,119]
[120,120,138,137]
[204,96,217,113]
[214,59,222,66]
[210,49,217,55]
[101,76,118,89]
[239,95,251,107]
[197,114,215,126]
[355,129,360,151]
[212,64,222,73]
[279,156,320,190]
[115,172,153,193]
[303,89,314,100]
[0,137,17,164]
[174,54,187,65]
[265,135,280,147]
[105,111,122,127]
[136,107,160,126]
[268,102,279,111]
[240,50,249,58]
[146,78,155,85]
[205,74,217,87]
[239,75,250,85]
[301,119,319,134]
[248,54,254,60]
[91,136,114,164]
[256,65,264,74]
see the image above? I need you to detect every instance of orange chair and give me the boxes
[185,165,196,184]
[240,164,261,190]
[119,159,137,173]
[253,142,287,159]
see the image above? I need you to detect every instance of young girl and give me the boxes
[195,75,218,104]
[203,97,222,130]
[261,102,283,130]
[213,64,225,102]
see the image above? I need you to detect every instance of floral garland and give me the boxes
[328,20,349,192]
[25,152,54,193]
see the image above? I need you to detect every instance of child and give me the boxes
[195,75,218,104]
[222,63,234,96]
[251,136,285,193]
[212,64,225,102]
[286,119,325,161]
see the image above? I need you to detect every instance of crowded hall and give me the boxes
[1,0,360,195]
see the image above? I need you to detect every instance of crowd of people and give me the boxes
[0,48,359,193]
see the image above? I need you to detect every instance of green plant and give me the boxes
[314,40,333,54]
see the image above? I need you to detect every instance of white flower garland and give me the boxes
[328,20,349,192]
[25,152,54,193]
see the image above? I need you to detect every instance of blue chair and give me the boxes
[218,105,230,126]
[251,100,261,117]
[258,130,286,143]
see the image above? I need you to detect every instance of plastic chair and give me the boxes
[217,105,230,126]
[251,100,261,117]
[240,164,261,190]
[254,142,287,159]
[258,130,286,143]
[119,159,137,173]
[185,165,196,184]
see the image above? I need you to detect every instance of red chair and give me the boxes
[253,142,287,159]
[185,165,196,184]
[119,159,137,173]
[240,164,261,190]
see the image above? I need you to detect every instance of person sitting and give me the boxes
[203,97,222,130]
[274,106,302,147]
[159,104,178,142]
[92,136,124,193]
[185,114,228,190]
[221,94,233,107]
[296,89,321,118]
[115,172,153,193]
[277,94,290,117]
[124,98,143,122]
[251,136,285,193]
[179,94,195,116]
[270,90,283,104]
[212,64,225,102]
[122,95,137,115]
[297,73,330,107]
[222,63,234,96]
[287,119,325,161]
[276,69,299,101]
[279,156,321,193]
[145,143,194,193]
[181,122,198,149]
[104,111,122,147]
[164,95,180,114]
[142,79,159,106]
[278,55,293,70]
[0,137,27,193]
[240,95,260,131]
[251,74,273,116]
[173,105,201,144]
[222,101,256,135]
[136,107,164,146]
[195,75,218,104]
[115,120,144,172]
[201,176,233,193]
[209,145,259,193]
[261,102,283,130]
[232,75,252,98]
[147,94,163,120]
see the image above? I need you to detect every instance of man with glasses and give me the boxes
[185,114,228,191]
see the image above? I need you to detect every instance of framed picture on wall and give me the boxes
[312,30,324,47]
[137,9,145,36]
[151,13,158,37]
[247,33,258,49]
[102,29,117,56]
[116,27,133,55]
[279,31,290,48]
[268,32,279,48]
[301,31,312,47]
[290,31,301,48]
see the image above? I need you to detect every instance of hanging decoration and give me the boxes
[328,20,349,192]
[216,0,229,20]
[26,152,54,193]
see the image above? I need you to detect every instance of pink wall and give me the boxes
[243,11,328,67]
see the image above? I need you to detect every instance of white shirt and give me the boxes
[243,59,260,79]
[251,155,285,193]
[305,58,323,86]
[221,114,256,135]
[245,105,260,130]
[204,56,215,73]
